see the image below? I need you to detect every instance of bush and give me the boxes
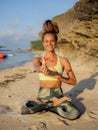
[30,40,44,51]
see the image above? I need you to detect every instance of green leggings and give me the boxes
[37,87,80,120]
[21,87,80,120]
[48,101,80,120]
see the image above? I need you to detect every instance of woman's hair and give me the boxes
[42,31,58,42]
[43,20,53,26]
[43,20,59,34]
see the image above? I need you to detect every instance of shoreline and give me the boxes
[0,50,42,71]
[0,60,32,71]
[0,59,98,130]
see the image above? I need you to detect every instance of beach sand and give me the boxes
[0,60,98,130]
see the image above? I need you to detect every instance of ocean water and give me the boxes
[0,51,35,70]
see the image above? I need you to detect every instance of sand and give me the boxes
[0,60,98,130]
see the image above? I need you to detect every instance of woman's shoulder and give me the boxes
[59,56,68,61]
[59,56,70,65]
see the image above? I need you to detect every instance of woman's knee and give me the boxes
[61,102,81,120]
[67,108,80,120]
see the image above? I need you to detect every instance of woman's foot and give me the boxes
[52,97,72,106]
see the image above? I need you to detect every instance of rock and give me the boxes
[16,48,24,53]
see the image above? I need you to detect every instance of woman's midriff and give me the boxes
[39,80,61,88]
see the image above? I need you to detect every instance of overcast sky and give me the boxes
[0,0,79,50]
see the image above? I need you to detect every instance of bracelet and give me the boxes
[66,69,72,73]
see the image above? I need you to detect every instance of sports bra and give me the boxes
[39,56,63,81]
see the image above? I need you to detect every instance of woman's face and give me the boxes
[43,33,57,52]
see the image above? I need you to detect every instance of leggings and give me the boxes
[22,88,80,120]
[37,87,80,120]
[48,101,80,120]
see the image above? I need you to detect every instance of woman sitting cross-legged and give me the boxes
[21,31,80,120]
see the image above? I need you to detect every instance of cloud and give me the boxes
[0,27,39,49]
[26,24,33,31]
[11,18,20,27]
[0,19,41,50]
[0,30,14,37]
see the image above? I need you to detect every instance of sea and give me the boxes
[0,51,36,70]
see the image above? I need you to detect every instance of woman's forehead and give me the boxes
[44,33,55,38]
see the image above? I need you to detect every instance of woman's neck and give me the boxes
[44,51,57,64]
[45,51,56,58]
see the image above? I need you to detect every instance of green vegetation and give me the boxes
[30,40,44,51]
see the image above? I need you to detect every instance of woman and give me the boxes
[38,19,63,57]
[22,31,80,120]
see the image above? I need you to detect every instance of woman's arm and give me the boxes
[57,57,77,85]
[32,57,41,72]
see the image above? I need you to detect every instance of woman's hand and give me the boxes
[40,65,59,77]
[40,65,50,75]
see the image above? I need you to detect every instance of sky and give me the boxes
[0,0,79,50]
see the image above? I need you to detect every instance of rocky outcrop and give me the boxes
[52,0,98,65]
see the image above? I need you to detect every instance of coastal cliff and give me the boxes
[52,0,98,66]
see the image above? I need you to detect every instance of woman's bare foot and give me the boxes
[32,99,41,102]
[31,97,71,107]
[52,97,72,106]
